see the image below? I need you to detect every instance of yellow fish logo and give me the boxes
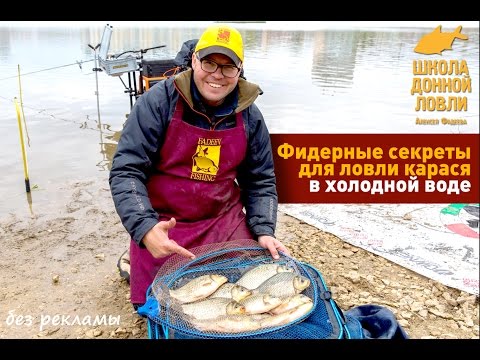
[414,25,468,55]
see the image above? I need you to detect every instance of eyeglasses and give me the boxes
[199,58,240,78]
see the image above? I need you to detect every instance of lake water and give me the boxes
[0,21,478,216]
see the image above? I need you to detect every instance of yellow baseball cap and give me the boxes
[195,24,244,68]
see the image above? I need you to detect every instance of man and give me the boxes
[109,23,289,307]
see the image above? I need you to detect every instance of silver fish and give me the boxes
[169,274,228,304]
[239,293,283,315]
[190,302,313,333]
[208,283,253,302]
[254,272,311,298]
[269,294,313,315]
[260,302,314,328]
[235,263,295,290]
[181,297,246,320]
[189,314,261,333]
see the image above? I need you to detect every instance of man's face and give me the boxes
[192,52,241,107]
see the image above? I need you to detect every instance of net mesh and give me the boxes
[146,239,337,339]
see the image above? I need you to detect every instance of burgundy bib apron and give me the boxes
[130,99,253,304]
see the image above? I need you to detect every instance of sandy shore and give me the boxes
[0,178,478,339]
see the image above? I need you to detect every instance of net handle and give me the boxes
[168,245,280,280]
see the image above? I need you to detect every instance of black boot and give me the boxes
[117,249,130,283]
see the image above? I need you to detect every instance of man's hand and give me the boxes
[258,235,290,260]
[141,218,196,260]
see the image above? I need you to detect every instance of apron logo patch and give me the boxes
[191,138,221,181]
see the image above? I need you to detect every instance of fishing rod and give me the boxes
[14,97,30,193]
[0,59,93,81]
[88,43,102,124]
[114,44,166,59]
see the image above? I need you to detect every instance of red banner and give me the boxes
[271,134,479,203]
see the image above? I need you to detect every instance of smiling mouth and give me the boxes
[208,82,222,88]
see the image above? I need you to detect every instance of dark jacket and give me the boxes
[109,69,278,245]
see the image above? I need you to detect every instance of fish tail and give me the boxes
[453,26,469,40]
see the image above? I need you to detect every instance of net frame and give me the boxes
[144,239,339,339]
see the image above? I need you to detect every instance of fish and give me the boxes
[189,314,262,333]
[238,293,283,315]
[253,272,311,298]
[235,263,295,290]
[269,294,313,315]
[181,297,246,320]
[169,274,228,304]
[414,25,468,55]
[260,302,314,329]
[208,283,253,302]
[190,301,314,333]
